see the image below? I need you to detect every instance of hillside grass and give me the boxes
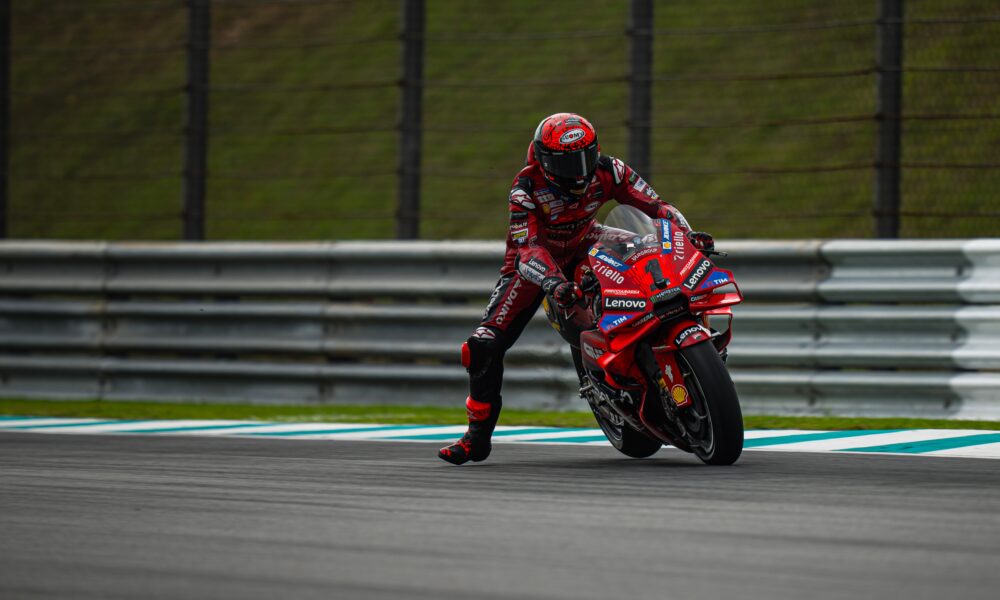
[9,0,1000,241]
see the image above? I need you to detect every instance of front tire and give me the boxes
[677,341,744,465]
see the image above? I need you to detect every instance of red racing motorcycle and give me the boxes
[541,206,744,465]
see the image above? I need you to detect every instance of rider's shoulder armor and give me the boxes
[597,154,627,185]
[509,171,539,210]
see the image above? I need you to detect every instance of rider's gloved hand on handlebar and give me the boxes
[687,231,715,253]
[542,277,582,308]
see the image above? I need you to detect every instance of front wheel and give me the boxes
[677,341,744,465]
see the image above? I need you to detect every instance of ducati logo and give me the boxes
[495,278,522,324]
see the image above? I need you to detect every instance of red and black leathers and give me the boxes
[439,153,692,465]
[511,157,684,273]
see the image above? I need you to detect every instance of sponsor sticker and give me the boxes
[681,254,700,275]
[656,303,686,319]
[495,278,523,325]
[627,247,659,263]
[603,288,642,297]
[584,201,601,212]
[603,297,648,312]
[542,197,564,217]
[633,177,648,193]
[518,263,545,284]
[683,259,713,290]
[698,271,731,290]
[526,258,549,274]
[670,384,691,407]
[588,248,629,272]
[582,342,604,360]
[548,222,578,231]
[593,262,626,285]
[632,313,656,327]
[512,228,528,244]
[651,287,682,303]
[559,128,587,145]
[510,188,535,210]
[612,158,626,184]
[674,325,708,345]
[673,230,686,260]
[660,220,673,254]
[599,313,634,332]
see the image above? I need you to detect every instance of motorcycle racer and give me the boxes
[439,112,715,465]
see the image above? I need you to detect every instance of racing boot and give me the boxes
[438,396,499,465]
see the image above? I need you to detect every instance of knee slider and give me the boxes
[464,327,504,374]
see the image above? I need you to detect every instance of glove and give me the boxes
[687,231,715,252]
[542,277,581,308]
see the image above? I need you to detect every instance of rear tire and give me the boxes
[590,405,662,458]
[573,345,662,459]
[677,341,744,465]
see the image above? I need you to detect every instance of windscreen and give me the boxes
[595,205,660,261]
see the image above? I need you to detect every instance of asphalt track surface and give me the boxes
[2,433,999,600]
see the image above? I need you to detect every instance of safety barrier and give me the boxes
[1,240,999,419]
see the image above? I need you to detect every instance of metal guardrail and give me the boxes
[1,240,999,419]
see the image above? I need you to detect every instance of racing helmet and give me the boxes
[533,113,600,196]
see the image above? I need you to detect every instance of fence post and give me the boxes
[627,0,653,178]
[183,0,210,241]
[874,0,903,238]
[0,0,9,239]
[396,0,424,240]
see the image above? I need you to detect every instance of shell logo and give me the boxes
[670,384,691,407]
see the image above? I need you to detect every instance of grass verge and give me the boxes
[1,399,998,431]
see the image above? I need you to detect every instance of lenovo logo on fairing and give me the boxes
[604,297,648,312]
[683,259,713,290]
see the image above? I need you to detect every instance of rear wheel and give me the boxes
[574,347,661,459]
[589,403,662,458]
[676,341,744,465]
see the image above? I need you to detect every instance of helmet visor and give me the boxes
[538,143,599,181]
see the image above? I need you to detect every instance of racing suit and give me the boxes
[461,153,693,439]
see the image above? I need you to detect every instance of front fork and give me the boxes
[633,342,694,449]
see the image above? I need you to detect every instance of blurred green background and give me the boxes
[9,0,1000,240]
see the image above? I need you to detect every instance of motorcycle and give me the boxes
[541,205,744,465]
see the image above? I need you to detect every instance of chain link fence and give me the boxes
[5,0,999,240]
